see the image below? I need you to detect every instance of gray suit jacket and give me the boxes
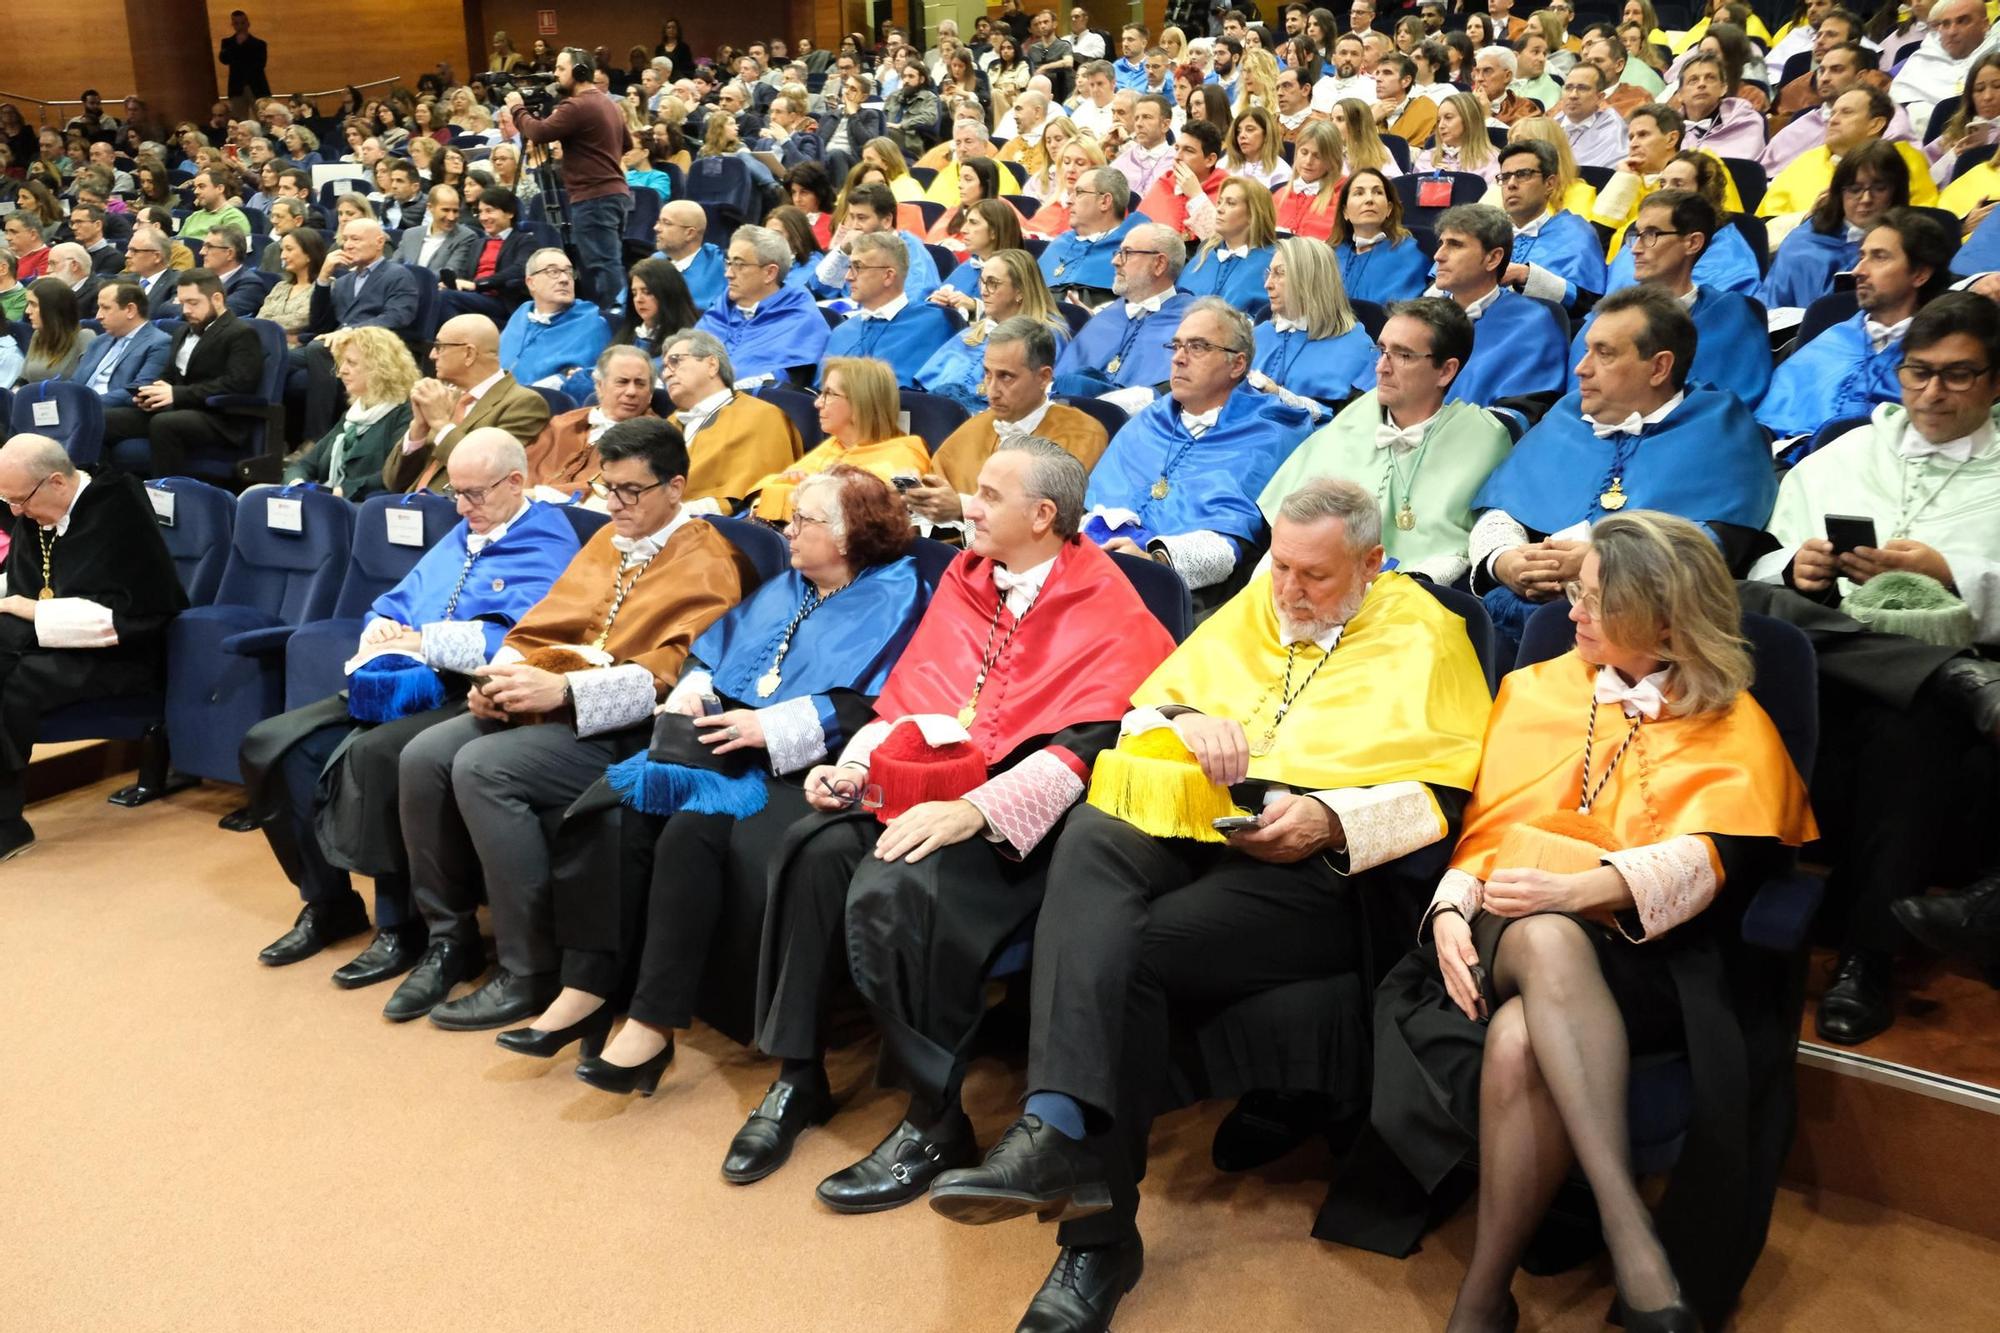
[394,224,481,278]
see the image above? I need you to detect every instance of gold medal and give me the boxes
[1599,478,1628,511]
[1150,477,1169,500]
[1395,503,1416,531]
[756,670,782,699]
[37,587,54,601]
[957,702,977,727]
[1249,731,1275,758]
[1054,261,1067,276]
[1106,355,1121,374]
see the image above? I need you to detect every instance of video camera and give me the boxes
[481,69,558,117]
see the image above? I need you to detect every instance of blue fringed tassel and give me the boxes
[605,753,770,818]
[347,655,446,723]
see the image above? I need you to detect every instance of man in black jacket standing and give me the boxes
[219,11,271,102]
[0,434,187,859]
[100,270,267,476]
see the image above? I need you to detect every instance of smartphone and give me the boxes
[891,473,921,492]
[1824,514,1879,560]
[1466,964,1490,1024]
[1212,814,1262,833]
[701,694,724,717]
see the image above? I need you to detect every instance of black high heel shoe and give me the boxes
[1621,1301,1699,1333]
[575,1037,676,1096]
[494,1003,615,1059]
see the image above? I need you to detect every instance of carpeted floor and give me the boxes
[6,774,2000,1333]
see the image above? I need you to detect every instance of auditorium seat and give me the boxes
[898,391,969,452]
[9,380,106,466]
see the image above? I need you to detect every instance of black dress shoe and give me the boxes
[1211,1090,1336,1173]
[330,927,429,989]
[1015,1237,1144,1333]
[1815,950,1894,1046]
[575,1037,676,1095]
[0,817,35,862]
[381,937,486,1023]
[429,969,560,1031]
[258,898,371,968]
[720,1076,834,1185]
[1894,876,2000,966]
[1928,656,2000,744]
[929,1114,1112,1226]
[1621,1299,1700,1333]
[498,1003,616,1059]
[816,1112,981,1214]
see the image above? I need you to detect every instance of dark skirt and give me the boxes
[1472,909,1688,1056]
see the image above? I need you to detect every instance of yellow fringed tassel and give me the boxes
[1086,727,1243,843]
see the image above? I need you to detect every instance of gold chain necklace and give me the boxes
[37,527,56,601]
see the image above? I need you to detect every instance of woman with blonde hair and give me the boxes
[285,326,420,499]
[489,142,541,202]
[1334,99,1403,178]
[1415,93,1500,182]
[488,30,528,74]
[1179,177,1279,307]
[1272,120,1345,240]
[917,251,1069,410]
[1025,115,1079,199]
[1235,46,1280,115]
[860,136,926,203]
[1222,105,1292,190]
[1249,236,1374,407]
[1509,116,1598,215]
[932,199,1027,302]
[1351,508,1813,1333]
[1331,168,1429,303]
[748,358,931,521]
[1024,134,1107,236]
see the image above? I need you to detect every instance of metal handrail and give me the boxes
[1,76,406,128]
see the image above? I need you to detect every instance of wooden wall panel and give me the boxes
[0,0,139,125]
[200,3,474,101]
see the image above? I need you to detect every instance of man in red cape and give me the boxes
[725,437,1178,1209]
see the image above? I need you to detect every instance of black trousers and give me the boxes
[1736,581,1962,710]
[101,406,241,478]
[1029,805,1361,1248]
[0,647,157,820]
[755,815,877,1062]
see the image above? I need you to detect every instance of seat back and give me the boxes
[1794,290,1859,351]
[1380,133,1412,171]
[1057,302,1092,335]
[1054,393,1130,439]
[1720,156,1767,212]
[1952,142,2000,182]
[562,504,611,542]
[1926,94,1963,145]
[1391,171,1490,232]
[1420,581,1503,697]
[146,477,236,606]
[214,486,356,625]
[531,385,578,416]
[1576,164,1616,192]
[9,380,105,466]
[685,156,758,245]
[333,492,461,618]
[924,242,959,278]
[405,261,442,339]
[1108,550,1194,642]
[1351,299,1388,341]
[909,535,960,589]
[898,391,969,452]
[756,384,825,448]
[624,185,663,258]
[705,514,789,586]
[1728,214,1770,276]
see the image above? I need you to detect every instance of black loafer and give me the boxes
[429,969,560,1031]
[1894,876,2000,965]
[929,1114,1112,1226]
[816,1112,980,1214]
[330,926,429,989]
[258,898,371,967]
[1928,656,2000,742]
[381,937,485,1023]
[1211,1090,1336,1173]
[1814,950,1893,1046]
[721,1076,834,1185]
[1015,1238,1144,1333]
[0,817,35,862]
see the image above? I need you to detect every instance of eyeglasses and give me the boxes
[528,264,574,278]
[1377,345,1439,367]
[721,256,766,270]
[1842,180,1893,199]
[789,510,830,530]
[1896,360,1995,391]
[814,387,847,402]
[1562,580,1602,619]
[1627,227,1686,249]
[1112,248,1163,263]
[814,771,884,810]
[0,474,53,510]
[1493,168,1548,186]
[978,275,1011,293]
[847,262,896,274]
[430,340,473,353]
[1164,338,1243,357]
[440,475,517,505]
[593,477,670,507]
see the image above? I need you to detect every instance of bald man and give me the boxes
[44,242,106,311]
[1891,0,2000,129]
[654,200,726,308]
[0,435,186,858]
[387,314,552,492]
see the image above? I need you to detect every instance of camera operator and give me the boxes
[498,46,634,309]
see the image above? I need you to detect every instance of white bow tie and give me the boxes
[1901,430,1977,464]
[1588,412,1645,439]
[993,416,1038,439]
[1181,409,1220,437]
[1594,667,1665,720]
[1375,422,1427,452]
[1865,318,1911,353]
[611,533,663,565]
[1290,178,1322,197]
[1350,232,1383,251]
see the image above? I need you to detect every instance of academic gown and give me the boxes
[1511,210,1608,306]
[1758,224,1857,312]
[806,233,942,303]
[931,403,1111,495]
[821,301,962,388]
[1251,322,1377,405]
[1037,213,1145,295]
[1176,244,1275,309]
[679,393,806,509]
[1335,236,1431,305]
[1052,291,1199,396]
[1082,386,1313,550]
[1358,290,1569,406]
[1603,221,1762,297]
[499,301,612,398]
[1569,286,1772,408]
[674,243,727,310]
[694,285,831,385]
[1755,313,1904,441]
[748,434,933,522]
[1955,203,2000,273]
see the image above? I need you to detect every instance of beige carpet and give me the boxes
[6,773,2000,1333]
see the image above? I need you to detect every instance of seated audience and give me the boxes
[1221,106,1293,190]
[5,215,52,286]
[194,227,270,317]
[1497,139,1608,309]
[177,168,252,241]
[395,185,481,275]
[931,199,1026,302]
[1554,63,1629,168]
[15,279,94,385]
[0,254,25,323]
[656,200,727,309]
[72,283,172,408]
[1759,87,1934,219]
[438,185,536,321]
[917,250,1068,412]
[117,226,184,317]
[1332,169,1431,305]
[1037,166,1145,307]
[1271,120,1344,241]
[928,477,1489,1329]
[522,344,659,497]
[1413,92,1500,182]
[377,420,754,1027]
[1177,177,1277,308]
[1024,134,1108,238]
[257,225,326,344]
[1261,297,1510,586]
[377,158,428,232]
[1134,118,1229,239]
[1247,236,1377,410]
[1373,52,1439,143]
[1762,140,1916,312]
[240,432,581,979]
[747,357,929,521]
[928,159,1004,250]
[822,231,959,386]
[386,314,551,492]
[1053,222,1197,398]
[1470,286,1776,647]
[1109,93,1177,198]
[1603,150,1762,295]
[1758,209,1958,444]
[737,438,1175,1199]
[656,330,805,513]
[283,326,419,499]
[812,181,942,303]
[0,435,187,859]
[1672,49,1767,157]
[100,270,265,476]
[498,248,611,399]
[695,224,831,387]
[1760,39,1909,176]
[1888,0,1998,131]
[294,219,422,440]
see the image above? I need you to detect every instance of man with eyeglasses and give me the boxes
[100,269,267,477]
[0,434,186,861]
[495,247,611,402]
[1760,85,1937,219]
[810,182,941,304]
[1053,220,1197,398]
[386,313,551,492]
[1758,209,1958,444]
[1081,297,1313,597]
[241,431,581,980]
[523,344,661,497]
[819,231,957,388]
[1037,166,1144,307]
[1554,63,1627,169]
[114,225,182,319]
[70,283,173,410]
[1889,0,2000,131]
[1471,285,1776,650]
[1493,140,1606,313]
[1739,292,2000,1040]
[385,418,752,1028]
[1261,298,1511,588]
[653,329,804,513]
[694,223,831,388]
[1568,191,1772,408]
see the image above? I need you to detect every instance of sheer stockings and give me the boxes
[529,986,604,1033]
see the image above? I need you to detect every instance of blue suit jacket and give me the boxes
[69,322,173,408]
[310,259,422,335]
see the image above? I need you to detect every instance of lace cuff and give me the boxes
[1468,507,1529,591]
[1150,529,1236,590]
[421,620,491,674]
[964,748,1089,858]
[1606,835,1720,942]
[760,695,828,774]
[663,669,714,714]
[1518,262,1571,305]
[569,663,659,737]
[1308,781,1446,874]
[34,597,118,649]
[836,717,893,769]
[1421,868,1485,942]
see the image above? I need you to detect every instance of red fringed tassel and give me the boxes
[870,720,988,822]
